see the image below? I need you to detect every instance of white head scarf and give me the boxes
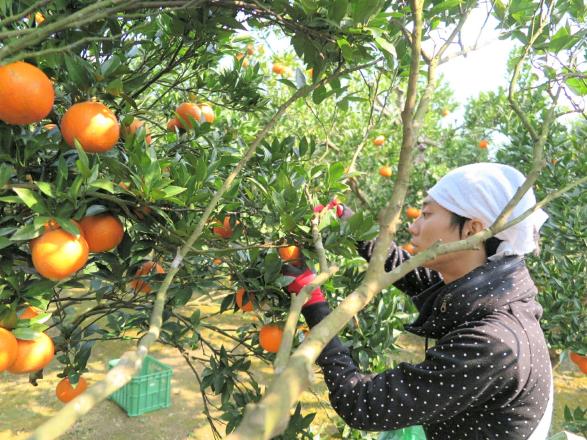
[427,162,549,261]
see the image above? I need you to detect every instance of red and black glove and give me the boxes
[283,267,326,308]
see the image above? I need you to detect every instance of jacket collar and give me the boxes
[405,256,537,339]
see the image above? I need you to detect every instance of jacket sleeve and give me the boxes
[302,302,518,432]
[357,239,443,299]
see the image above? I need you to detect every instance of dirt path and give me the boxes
[1,305,585,439]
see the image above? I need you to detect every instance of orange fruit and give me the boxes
[307,68,314,78]
[278,246,301,265]
[175,102,202,130]
[212,258,222,265]
[18,306,40,320]
[212,216,237,239]
[259,325,283,353]
[272,63,285,75]
[235,288,254,312]
[379,166,392,178]
[200,104,215,123]
[0,61,55,125]
[401,243,415,255]
[34,12,45,25]
[406,207,421,219]
[235,53,250,68]
[373,135,385,146]
[246,44,255,55]
[166,118,182,132]
[128,261,165,294]
[570,352,587,374]
[60,101,120,153]
[8,332,54,374]
[0,328,18,372]
[479,139,489,149]
[56,376,88,403]
[79,214,124,253]
[123,118,151,144]
[31,229,89,280]
[441,108,449,117]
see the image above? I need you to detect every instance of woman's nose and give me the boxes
[408,220,418,235]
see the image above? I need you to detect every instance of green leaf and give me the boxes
[429,0,462,14]
[37,182,56,198]
[90,179,116,192]
[13,327,42,341]
[0,237,13,250]
[12,188,47,213]
[106,78,124,97]
[162,186,187,198]
[565,76,587,96]
[74,140,91,178]
[350,0,383,24]
[329,0,349,22]
[0,163,15,187]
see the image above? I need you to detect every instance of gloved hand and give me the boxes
[284,267,326,308]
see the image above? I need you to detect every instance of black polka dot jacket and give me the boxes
[301,240,553,439]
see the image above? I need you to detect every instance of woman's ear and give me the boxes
[466,218,486,236]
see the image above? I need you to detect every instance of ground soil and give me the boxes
[1,301,585,439]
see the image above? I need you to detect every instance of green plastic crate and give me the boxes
[107,355,173,416]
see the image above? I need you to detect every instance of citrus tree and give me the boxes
[0,0,585,439]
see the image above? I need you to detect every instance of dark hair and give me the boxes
[449,212,502,258]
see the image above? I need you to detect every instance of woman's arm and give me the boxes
[302,302,517,431]
[357,239,443,298]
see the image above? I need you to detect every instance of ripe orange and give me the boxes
[278,245,301,265]
[79,214,124,253]
[259,325,283,353]
[61,101,120,153]
[373,135,385,146]
[31,229,89,280]
[166,118,182,132]
[123,118,151,144]
[379,166,393,178]
[175,102,202,130]
[307,68,314,78]
[479,139,489,149]
[212,216,237,239]
[246,44,255,55]
[406,207,421,219]
[0,61,55,125]
[35,12,45,25]
[18,306,40,320]
[441,108,449,117]
[570,352,587,374]
[0,328,18,372]
[9,332,55,374]
[235,288,254,312]
[401,243,415,255]
[212,258,222,265]
[128,261,165,294]
[56,376,88,403]
[200,104,215,123]
[272,63,285,75]
[235,53,250,68]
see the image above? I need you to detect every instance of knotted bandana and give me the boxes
[427,162,548,261]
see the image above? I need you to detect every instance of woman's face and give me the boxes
[408,197,484,271]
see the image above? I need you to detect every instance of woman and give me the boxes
[289,163,553,439]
